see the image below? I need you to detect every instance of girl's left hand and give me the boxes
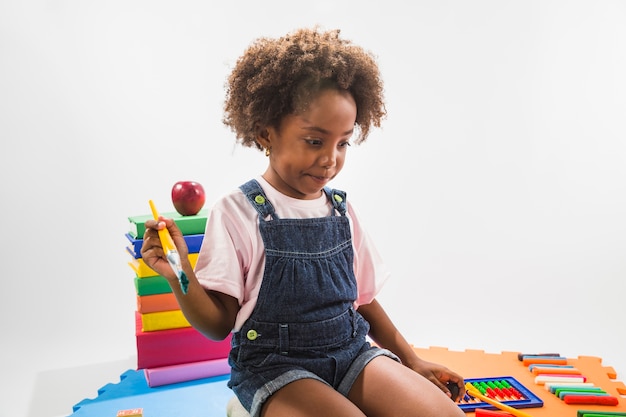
[408,358,465,402]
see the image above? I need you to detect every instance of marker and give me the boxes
[149,200,189,294]
[446,381,460,402]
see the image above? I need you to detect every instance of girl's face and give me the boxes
[259,88,357,200]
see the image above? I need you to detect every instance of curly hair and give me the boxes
[222,27,386,150]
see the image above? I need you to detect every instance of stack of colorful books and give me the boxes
[126,209,232,387]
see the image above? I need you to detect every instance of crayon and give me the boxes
[475,409,515,417]
[545,382,594,392]
[554,386,605,397]
[563,394,619,405]
[535,375,586,385]
[117,409,143,417]
[529,363,574,371]
[578,412,626,417]
[523,356,568,366]
[536,373,585,379]
[577,411,626,417]
[531,366,581,375]
[517,352,561,361]
[558,390,608,400]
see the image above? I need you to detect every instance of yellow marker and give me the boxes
[465,382,535,417]
[148,200,189,294]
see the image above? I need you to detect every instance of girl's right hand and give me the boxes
[140,217,190,282]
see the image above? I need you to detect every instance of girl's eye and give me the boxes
[303,138,351,147]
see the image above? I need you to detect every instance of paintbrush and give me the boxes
[148,199,189,294]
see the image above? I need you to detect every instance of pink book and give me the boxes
[144,358,230,387]
[135,311,231,369]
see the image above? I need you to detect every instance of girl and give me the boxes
[141,27,465,417]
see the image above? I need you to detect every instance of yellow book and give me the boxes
[141,309,191,332]
[129,253,199,278]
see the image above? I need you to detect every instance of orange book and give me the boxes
[137,293,179,314]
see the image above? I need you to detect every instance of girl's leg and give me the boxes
[348,356,466,417]
[261,378,367,417]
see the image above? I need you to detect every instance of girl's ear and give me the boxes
[255,124,271,149]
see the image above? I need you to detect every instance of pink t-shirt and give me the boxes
[194,176,390,332]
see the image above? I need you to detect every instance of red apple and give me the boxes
[171,181,206,216]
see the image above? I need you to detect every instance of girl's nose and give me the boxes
[320,148,337,169]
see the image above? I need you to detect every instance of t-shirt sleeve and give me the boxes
[194,194,255,306]
[348,202,391,306]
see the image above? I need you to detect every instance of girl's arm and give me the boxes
[357,298,465,399]
[141,217,239,341]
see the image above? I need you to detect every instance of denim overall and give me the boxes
[228,179,395,417]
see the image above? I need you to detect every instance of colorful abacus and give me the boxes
[459,377,544,412]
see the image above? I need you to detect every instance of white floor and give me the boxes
[3,349,136,417]
[3,2,626,417]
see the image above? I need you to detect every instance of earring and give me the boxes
[265,147,271,157]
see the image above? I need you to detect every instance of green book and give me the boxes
[128,209,209,238]
[134,275,173,296]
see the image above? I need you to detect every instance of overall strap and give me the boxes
[239,179,279,220]
[323,187,348,216]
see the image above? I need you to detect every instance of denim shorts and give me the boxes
[228,308,400,417]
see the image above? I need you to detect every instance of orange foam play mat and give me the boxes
[414,346,626,415]
[69,346,626,417]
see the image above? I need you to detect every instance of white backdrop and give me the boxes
[2,1,625,416]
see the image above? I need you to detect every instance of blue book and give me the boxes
[125,233,205,258]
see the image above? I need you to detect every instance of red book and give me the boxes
[135,311,231,369]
